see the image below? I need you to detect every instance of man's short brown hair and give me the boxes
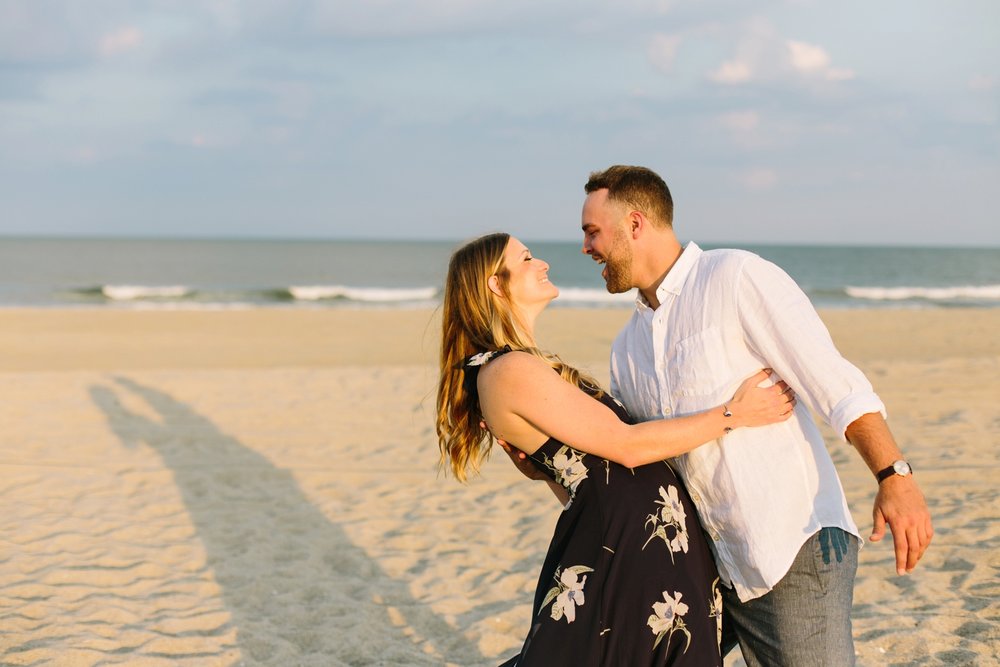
[584,165,673,228]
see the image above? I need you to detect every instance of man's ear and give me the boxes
[629,210,647,239]
[487,274,504,298]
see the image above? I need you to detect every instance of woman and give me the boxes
[436,233,795,666]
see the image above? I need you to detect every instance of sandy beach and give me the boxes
[1,306,998,666]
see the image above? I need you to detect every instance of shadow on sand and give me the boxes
[90,376,484,666]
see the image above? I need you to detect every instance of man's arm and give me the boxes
[844,412,933,575]
[736,255,933,574]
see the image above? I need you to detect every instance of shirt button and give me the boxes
[690,493,701,503]
[711,531,720,541]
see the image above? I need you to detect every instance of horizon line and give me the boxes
[1,233,997,251]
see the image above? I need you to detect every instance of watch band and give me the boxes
[876,460,913,483]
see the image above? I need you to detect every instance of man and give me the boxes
[579,165,932,665]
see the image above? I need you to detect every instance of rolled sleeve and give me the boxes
[829,392,887,441]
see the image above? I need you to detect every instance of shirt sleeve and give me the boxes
[734,254,886,440]
[609,348,621,399]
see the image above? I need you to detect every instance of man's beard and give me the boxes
[603,228,633,294]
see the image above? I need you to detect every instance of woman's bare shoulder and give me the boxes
[477,350,552,389]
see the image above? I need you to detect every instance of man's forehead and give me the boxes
[587,187,610,201]
[582,193,615,224]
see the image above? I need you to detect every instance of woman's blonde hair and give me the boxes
[436,232,603,482]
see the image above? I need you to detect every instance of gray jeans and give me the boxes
[721,527,859,667]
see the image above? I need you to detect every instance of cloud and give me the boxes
[825,67,855,81]
[706,19,854,86]
[307,0,611,38]
[718,110,759,132]
[787,40,854,81]
[705,17,776,85]
[647,34,682,73]
[69,146,100,164]
[99,26,142,57]
[968,74,996,92]
[737,167,777,190]
[710,59,753,84]
[714,110,768,150]
[0,2,92,63]
[218,0,688,40]
[787,40,830,71]
[630,0,673,13]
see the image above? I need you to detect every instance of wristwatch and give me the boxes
[876,460,913,483]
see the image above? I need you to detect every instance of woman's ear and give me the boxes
[487,274,504,298]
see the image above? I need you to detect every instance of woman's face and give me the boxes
[499,237,559,311]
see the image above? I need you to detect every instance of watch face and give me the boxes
[893,460,911,476]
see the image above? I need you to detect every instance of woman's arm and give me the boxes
[478,352,794,468]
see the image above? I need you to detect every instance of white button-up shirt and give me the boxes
[610,242,883,602]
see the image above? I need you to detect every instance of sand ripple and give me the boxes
[1,354,997,666]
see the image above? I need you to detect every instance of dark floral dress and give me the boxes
[468,350,722,667]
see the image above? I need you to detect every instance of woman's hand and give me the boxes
[727,369,797,429]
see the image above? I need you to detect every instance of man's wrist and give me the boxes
[876,459,913,483]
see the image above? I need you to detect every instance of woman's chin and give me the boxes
[536,293,558,312]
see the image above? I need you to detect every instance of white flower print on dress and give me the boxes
[708,577,723,648]
[643,485,690,563]
[465,351,495,367]
[540,565,593,623]
[540,446,589,504]
[647,590,692,652]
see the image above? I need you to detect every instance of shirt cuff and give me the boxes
[830,392,887,441]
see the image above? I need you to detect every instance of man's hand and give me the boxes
[498,439,548,481]
[870,475,933,575]
[480,420,545,481]
[845,412,933,575]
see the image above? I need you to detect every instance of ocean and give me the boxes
[0,237,997,310]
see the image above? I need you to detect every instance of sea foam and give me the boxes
[288,285,439,302]
[555,287,636,305]
[101,285,193,300]
[845,285,1000,301]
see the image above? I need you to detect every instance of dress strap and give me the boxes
[460,345,514,401]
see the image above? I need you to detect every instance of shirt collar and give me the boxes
[635,241,703,311]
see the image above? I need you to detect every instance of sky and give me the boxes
[0,0,997,245]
